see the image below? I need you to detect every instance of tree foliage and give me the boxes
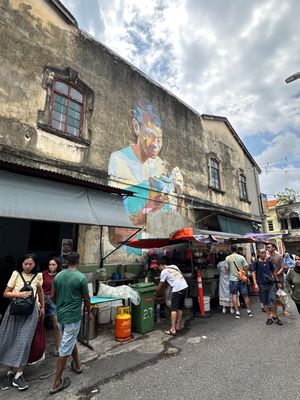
[275,188,299,205]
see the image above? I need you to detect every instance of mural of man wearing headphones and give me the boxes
[108,98,183,227]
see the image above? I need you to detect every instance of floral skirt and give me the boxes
[0,303,39,368]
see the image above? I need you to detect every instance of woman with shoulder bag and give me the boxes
[0,254,44,391]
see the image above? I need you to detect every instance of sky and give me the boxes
[61,0,300,198]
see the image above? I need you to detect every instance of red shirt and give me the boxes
[42,271,56,295]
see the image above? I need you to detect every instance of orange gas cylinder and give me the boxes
[115,306,132,342]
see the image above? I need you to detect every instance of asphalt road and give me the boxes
[88,297,300,400]
[1,296,299,400]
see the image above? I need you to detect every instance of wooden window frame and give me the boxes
[209,158,221,191]
[239,174,248,201]
[37,66,94,146]
[49,79,85,138]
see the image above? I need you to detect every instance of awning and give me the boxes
[125,228,218,249]
[0,170,133,228]
[218,215,254,235]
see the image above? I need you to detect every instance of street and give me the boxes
[2,296,299,400]
[90,298,300,400]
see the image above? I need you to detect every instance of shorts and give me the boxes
[259,284,275,305]
[171,289,187,311]
[229,280,248,296]
[59,320,81,357]
[44,294,57,317]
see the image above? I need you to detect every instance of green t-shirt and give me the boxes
[225,253,248,282]
[53,269,89,324]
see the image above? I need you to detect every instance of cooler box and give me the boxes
[130,282,156,334]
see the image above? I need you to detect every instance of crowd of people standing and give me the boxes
[218,243,300,327]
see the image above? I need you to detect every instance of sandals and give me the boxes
[50,377,71,395]
[266,319,273,325]
[164,329,176,336]
[71,360,83,374]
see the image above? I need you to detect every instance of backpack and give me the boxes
[10,271,37,316]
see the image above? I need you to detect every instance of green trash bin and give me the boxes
[130,282,156,334]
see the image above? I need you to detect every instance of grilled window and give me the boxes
[267,220,274,231]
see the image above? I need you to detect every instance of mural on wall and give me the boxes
[108,98,184,246]
[108,98,184,222]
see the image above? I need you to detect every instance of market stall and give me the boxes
[124,228,269,312]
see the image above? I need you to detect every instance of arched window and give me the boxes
[50,80,84,137]
[209,158,220,190]
[239,174,248,201]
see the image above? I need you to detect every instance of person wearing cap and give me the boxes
[145,260,166,320]
[156,257,188,335]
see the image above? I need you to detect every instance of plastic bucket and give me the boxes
[204,296,211,312]
[111,300,123,323]
[97,302,111,324]
[184,297,193,309]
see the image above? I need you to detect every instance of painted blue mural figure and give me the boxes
[108,98,183,228]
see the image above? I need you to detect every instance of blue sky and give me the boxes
[61,0,300,198]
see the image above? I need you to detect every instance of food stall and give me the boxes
[125,228,272,311]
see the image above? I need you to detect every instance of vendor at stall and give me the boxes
[145,259,166,320]
[156,257,188,336]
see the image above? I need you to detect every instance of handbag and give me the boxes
[263,273,275,285]
[27,316,46,365]
[231,256,248,284]
[10,272,37,316]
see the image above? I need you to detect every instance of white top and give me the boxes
[160,265,188,293]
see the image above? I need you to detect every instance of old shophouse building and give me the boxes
[263,199,300,254]
[0,0,263,287]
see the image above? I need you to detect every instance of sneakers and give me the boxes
[266,318,273,325]
[247,310,253,318]
[222,307,226,314]
[1,373,14,391]
[230,308,235,314]
[235,312,240,319]
[12,375,28,391]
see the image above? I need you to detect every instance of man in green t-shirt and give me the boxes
[225,245,253,319]
[50,252,90,395]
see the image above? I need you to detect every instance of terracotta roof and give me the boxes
[266,199,278,208]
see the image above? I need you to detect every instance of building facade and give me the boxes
[0,0,263,271]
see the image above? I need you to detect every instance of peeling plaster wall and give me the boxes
[0,1,262,265]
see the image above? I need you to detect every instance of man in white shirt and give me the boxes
[156,257,188,336]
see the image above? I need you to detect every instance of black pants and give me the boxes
[295,302,300,315]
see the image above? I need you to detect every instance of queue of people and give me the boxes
[0,251,90,395]
[217,243,300,328]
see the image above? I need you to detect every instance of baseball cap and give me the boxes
[150,259,158,269]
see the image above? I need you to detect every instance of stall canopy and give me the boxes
[125,228,219,249]
[0,170,133,228]
[125,228,284,249]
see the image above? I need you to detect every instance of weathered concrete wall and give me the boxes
[0,1,263,264]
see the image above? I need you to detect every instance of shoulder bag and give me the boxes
[10,272,37,316]
[231,256,248,284]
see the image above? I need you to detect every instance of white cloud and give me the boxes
[256,132,300,196]
[61,0,300,195]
